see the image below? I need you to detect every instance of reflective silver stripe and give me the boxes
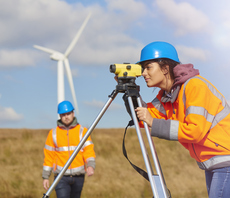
[186,106,215,123]
[55,146,75,152]
[79,126,84,151]
[83,140,93,148]
[197,155,230,170]
[182,82,187,109]
[151,97,166,116]
[183,76,230,129]
[54,165,85,174]
[68,146,76,151]
[79,126,93,150]
[79,126,84,140]
[52,128,58,148]
[170,120,179,140]
[44,144,56,151]
[86,157,95,162]
[212,104,230,129]
[43,165,52,171]
[55,144,95,152]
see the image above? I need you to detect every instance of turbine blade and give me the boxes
[34,45,59,54]
[64,13,91,57]
[64,58,79,114]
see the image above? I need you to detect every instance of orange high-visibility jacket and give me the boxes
[143,75,230,170]
[42,121,95,179]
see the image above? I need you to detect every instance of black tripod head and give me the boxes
[116,76,140,93]
[115,76,140,110]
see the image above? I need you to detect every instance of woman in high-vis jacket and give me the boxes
[42,101,96,198]
[132,41,230,198]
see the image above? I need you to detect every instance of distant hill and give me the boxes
[0,128,207,198]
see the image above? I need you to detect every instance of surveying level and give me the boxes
[110,63,142,78]
[42,64,170,198]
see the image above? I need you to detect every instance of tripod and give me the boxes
[42,77,170,198]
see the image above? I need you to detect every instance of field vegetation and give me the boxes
[0,128,208,198]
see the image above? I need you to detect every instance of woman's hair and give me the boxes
[156,58,180,80]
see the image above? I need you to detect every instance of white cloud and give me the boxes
[156,0,210,36]
[68,0,146,65]
[0,49,36,68]
[106,0,146,19]
[0,106,24,123]
[75,38,142,65]
[176,45,208,63]
[0,0,77,46]
[1,0,145,69]
[84,99,123,110]
[212,9,230,48]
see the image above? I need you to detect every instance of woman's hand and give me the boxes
[135,107,153,127]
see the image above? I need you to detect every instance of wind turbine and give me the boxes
[34,13,91,114]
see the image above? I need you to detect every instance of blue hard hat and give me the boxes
[57,101,74,114]
[138,41,180,64]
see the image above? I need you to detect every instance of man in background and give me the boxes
[42,100,96,198]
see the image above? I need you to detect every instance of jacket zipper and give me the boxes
[208,139,230,151]
[67,128,73,175]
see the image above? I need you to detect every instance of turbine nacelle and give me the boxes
[50,53,66,61]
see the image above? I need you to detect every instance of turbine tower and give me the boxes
[34,13,91,114]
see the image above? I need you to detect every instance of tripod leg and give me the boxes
[127,96,162,198]
[42,90,118,198]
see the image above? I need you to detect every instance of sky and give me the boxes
[1,0,230,129]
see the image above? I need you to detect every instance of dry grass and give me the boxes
[0,128,208,198]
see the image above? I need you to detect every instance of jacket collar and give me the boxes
[57,117,78,130]
[161,64,199,103]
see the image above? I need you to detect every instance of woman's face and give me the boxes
[142,61,167,89]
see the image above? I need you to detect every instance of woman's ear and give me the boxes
[162,65,169,75]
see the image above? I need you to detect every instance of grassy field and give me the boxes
[0,128,208,198]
